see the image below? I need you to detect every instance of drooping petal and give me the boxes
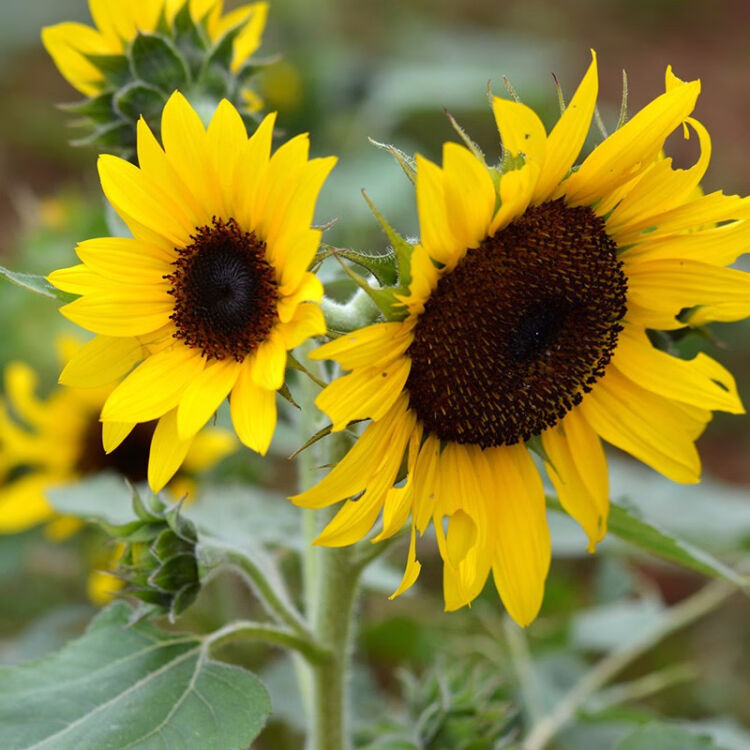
[148,408,193,492]
[580,365,706,484]
[561,76,700,206]
[249,331,287,391]
[101,421,135,453]
[315,356,411,431]
[291,395,410,509]
[613,326,743,414]
[229,359,277,454]
[486,443,550,627]
[542,412,608,551]
[41,22,109,96]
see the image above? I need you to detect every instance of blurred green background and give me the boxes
[0,1,748,748]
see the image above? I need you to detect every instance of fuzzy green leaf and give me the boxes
[0,266,77,303]
[615,722,723,750]
[0,602,270,750]
[130,32,189,93]
[113,81,166,123]
[547,496,748,589]
[369,138,416,184]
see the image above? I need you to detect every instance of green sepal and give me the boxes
[130,32,190,93]
[85,53,131,88]
[445,109,487,165]
[236,61,264,88]
[70,120,136,153]
[317,243,398,287]
[171,1,209,78]
[277,381,301,409]
[334,254,407,321]
[369,137,416,184]
[361,189,414,287]
[147,553,199,593]
[152,527,193,562]
[165,501,199,543]
[525,434,553,466]
[59,93,115,125]
[113,81,167,123]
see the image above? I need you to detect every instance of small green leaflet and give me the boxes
[0,266,77,304]
[547,496,748,590]
[0,601,270,750]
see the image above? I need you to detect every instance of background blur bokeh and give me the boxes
[0,2,748,748]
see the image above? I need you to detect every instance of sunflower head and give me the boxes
[42,0,269,158]
[48,92,336,492]
[293,52,749,626]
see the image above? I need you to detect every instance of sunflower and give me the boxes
[42,0,268,98]
[0,337,236,533]
[292,53,750,626]
[48,92,334,491]
[0,338,235,603]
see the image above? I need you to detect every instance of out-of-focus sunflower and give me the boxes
[48,92,335,491]
[42,0,268,98]
[0,337,235,604]
[293,53,749,626]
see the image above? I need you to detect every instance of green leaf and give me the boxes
[0,266,77,303]
[0,602,270,750]
[130,32,189,93]
[113,81,166,123]
[615,722,725,750]
[547,496,748,589]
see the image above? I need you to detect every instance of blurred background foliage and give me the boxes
[0,1,748,749]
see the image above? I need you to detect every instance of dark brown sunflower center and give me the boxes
[166,217,279,361]
[405,198,627,447]
[76,418,155,483]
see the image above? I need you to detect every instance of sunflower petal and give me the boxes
[533,51,598,202]
[229,359,277,454]
[614,326,743,414]
[315,356,411,431]
[486,443,550,627]
[148,408,192,492]
[176,358,241,439]
[580,365,706,484]
[101,346,205,423]
[561,76,700,205]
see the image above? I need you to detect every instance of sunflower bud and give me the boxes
[106,487,200,622]
[45,1,269,160]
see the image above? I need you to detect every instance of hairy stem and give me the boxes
[206,620,330,665]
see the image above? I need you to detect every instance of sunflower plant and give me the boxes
[0,4,748,750]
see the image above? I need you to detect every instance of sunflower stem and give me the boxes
[295,340,361,750]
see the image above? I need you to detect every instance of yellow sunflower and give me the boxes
[0,336,235,536]
[292,53,749,626]
[42,0,268,98]
[48,92,336,492]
